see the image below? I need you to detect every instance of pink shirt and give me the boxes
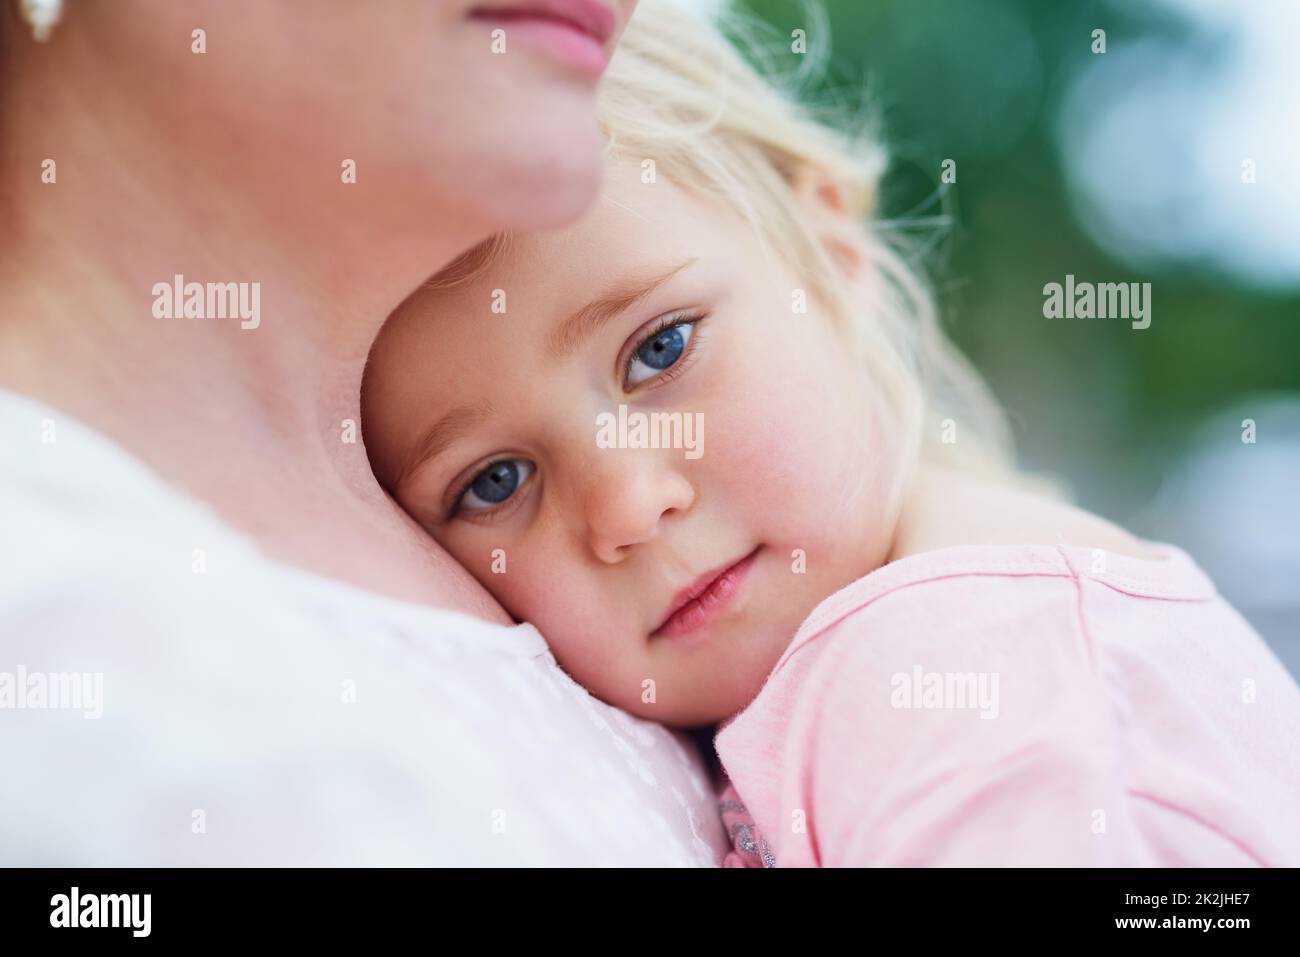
[715,543,1300,866]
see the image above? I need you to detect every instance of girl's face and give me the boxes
[363,159,900,727]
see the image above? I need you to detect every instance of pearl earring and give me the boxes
[17,0,63,42]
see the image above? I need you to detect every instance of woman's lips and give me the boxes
[652,547,762,641]
[467,1,616,78]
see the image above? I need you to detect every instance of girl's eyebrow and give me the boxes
[397,401,493,489]
[546,257,697,363]
[398,258,697,487]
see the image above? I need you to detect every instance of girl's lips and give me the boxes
[468,1,616,78]
[652,547,762,641]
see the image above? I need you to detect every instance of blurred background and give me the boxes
[724,0,1299,674]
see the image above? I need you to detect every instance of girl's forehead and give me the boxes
[473,167,727,294]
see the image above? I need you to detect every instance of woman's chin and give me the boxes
[477,116,607,232]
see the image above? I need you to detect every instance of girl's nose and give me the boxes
[584,454,696,564]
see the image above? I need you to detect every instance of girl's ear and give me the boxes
[790,165,871,281]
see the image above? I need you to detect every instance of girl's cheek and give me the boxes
[706,391,826,545]
[721,364,841,473]
[498,541,599,633]
[711,344,880,550]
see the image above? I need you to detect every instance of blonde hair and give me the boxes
[429,0,1025,508]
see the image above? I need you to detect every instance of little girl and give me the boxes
[360,0,1300,866]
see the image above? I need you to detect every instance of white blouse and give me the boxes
[0,389,725,866]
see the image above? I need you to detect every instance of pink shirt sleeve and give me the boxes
[802,575,1143,865]
[716,544,1300,867]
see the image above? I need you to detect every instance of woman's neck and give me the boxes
[0,28,510,620]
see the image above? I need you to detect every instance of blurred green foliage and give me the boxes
[736,0,1300,520]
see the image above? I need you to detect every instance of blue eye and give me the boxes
[458,458,533,513]
[626,319,696,387]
